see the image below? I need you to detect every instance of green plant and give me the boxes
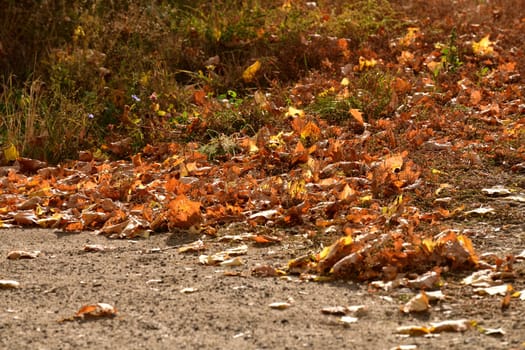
[438,29,463,73]
[1,0,401,162]
[308,69,393,123]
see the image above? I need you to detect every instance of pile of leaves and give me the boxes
[1,2,524,286]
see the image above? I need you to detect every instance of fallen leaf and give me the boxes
[321,305,368,316]
[349,109,364,126]
[7,250,41,259]
[358,56,377,71]
[396,319,473,336]
[430,319,472,333]
[242,60,261,83]
[269,302,291,310]
[389,345,417,350]
[462,269,497,287]
[74,303,117,319]
[2,142,19,162]
[166,195,202,229]
[481,185,512,197]
[481,328,506,336]
[463,207,495,216]
[252,264,282,277]
[13,211,38,225]
[395,325,432,336]
[406,270,441,289]
[425,290,446,301]
[83,244,112,252]
[225,245,249,256]
[199,253,227,265]
[178,239,206,253]
[401,291,430,313]
[340,316,358,324]
[474,284,510,296]
[321,306,348,315]
[472,34,494,56]
[220,257,244,267]
[0,280,20,289]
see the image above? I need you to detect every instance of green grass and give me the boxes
[308,69,394,123]
[0,0,399,162]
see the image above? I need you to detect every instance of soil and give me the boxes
[2,1,525,349]
[1,222,524,350]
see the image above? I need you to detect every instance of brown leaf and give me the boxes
[16,157,48,173]
[74,303,117,319]
[7,250,41,259]
[13,211,38,225]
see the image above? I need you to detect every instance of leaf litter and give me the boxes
[1,1,525,344]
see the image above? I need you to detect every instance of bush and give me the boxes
[0,0,398,162]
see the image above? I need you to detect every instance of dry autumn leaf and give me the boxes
[0,280,20,289]
[349,109,364,126]
[401,291,430,313]
[269,302,291,310]
[71,303,117,320]
[472,34,494,56]
[166,195,202,229]
[7,250,41,259]
[242,60,261,83]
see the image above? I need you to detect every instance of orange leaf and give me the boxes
[167,195,202,228]
[253,235,271,243]
[300,121,321,142]
[349,109,364,126]
[75,303,117,319]
[470,89,482,105]
[193,90,207,106]
[166,177,189,195]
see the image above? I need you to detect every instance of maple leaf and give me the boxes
[472,34,494,56]
[167,195,202,229]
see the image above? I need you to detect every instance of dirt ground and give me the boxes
[1,222,524,350]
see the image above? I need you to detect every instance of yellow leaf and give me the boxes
[281,0,292,11]
[399,27,420,46]
[3,143,19,162]
[242,60,261,83]
[73,25,85,42]
[285,106,304,118]
[472,35,494,56]
[382,194,403,218]
[431,168,446,175]
[427,60,443,74]
[340,77,350,86]
[358,56,377,71]
[288,179,306,200]
[359,195,372,203]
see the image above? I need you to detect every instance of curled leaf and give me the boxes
[242,60,261,83]
[401,291,430,313]
[0,280,20,289]
[7,250,41,259]
[74,303,117,320]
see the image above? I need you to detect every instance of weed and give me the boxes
[1,0,400,162]
[308,69,393,123]
[432,28,463,78]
